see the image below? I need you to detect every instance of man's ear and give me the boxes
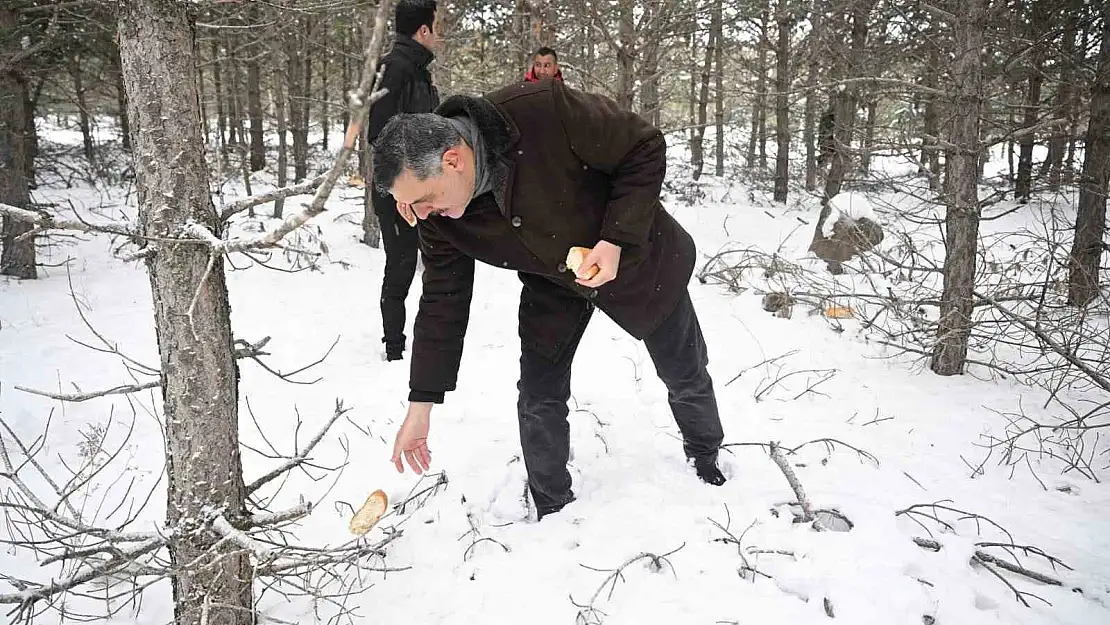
[442,148,460,171]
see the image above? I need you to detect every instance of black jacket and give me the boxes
[408,80,696,403]
[368,36,439,212]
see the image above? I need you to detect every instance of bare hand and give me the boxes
[391,403,432,474]
[575,240,621,288]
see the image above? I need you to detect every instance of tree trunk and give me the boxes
[860,97,877,173]
[1,6,35,279]
[773,9,793,203]
[687,31,697,145]
[229,39,246,148]
[287,33,309,183]
[931,0,987,376]
[804,0,826,190]
[1042,0,1081,188]
[1067,1,1110,307]
[921,45,941,189]
[321,34,329,151]
[691,29,715,181]
[20,77,39,187]
[747,2,769,169]
[247,58,265,172]
[111,49,131,151]
[713,0,725,176]
[809,0,876,269]
[211,39,228,167]
[273,68,289,219]
[616,0,635,110]
[70,55,95,163]
[117,4,253,625]
[639,37,661,126]
[1016,0,1048,202]
[361,8,381,247]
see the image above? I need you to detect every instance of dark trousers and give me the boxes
[374,191,419,350]
[516,275,724,515]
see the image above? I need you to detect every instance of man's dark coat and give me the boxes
[409,79,697,402]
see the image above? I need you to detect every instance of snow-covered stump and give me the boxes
[810,191,885,273]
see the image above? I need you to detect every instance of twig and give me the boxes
[246,401,350,495]
[572,544,685,624]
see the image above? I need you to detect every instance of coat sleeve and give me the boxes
[367,58,411,143]
[408,223,475,404]
[551,80,667,248]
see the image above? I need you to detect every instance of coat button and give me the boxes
[557,262,567,272]
[511,216,522,227]
[588,289,598,299]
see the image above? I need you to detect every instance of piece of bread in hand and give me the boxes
[565,246,599,280]
[349,489,389,535]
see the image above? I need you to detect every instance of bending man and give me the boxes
[371,79,726,520]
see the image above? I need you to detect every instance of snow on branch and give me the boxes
[218,173,328,221]
[0,202,133,238]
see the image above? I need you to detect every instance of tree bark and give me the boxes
[1016,0,1048,202]
[247,58,265,172]
[1,6,35,279]
[70,55,95,163]
[273,64,289,218]
[117,3,252,624]
[804,0,826,190]
[921,44,941,189]
[1067,0,1110,307]
[111,49,131,151]
[691,29,715,180]
[773,9,793,202]
[860,97,877,173]
[931,0,987,376]
[1042,0,1081,188]
[616,0,635,110]
[713,0,725,175]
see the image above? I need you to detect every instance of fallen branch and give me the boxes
[571,543,685,624]
[973,290,1110,395]
[911,537,1062,607]
[769,442,814,522]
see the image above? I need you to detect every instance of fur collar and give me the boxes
[436,95,520,215]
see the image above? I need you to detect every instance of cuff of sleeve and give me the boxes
[409,389,446,404]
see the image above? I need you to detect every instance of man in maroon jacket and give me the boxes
[523,46,564,83]
[370,79,726,520]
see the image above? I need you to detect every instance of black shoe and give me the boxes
[536,494,576,521]
[694,457,726,486]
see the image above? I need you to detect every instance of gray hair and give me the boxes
[370,113,461,195]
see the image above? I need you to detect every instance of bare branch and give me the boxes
[219,174,328,221]
[246,401,350,495]
[0,202,133,238]
[14,380,160,403]
[768,442,814,522]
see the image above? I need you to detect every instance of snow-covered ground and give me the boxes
[1,125,1108,625]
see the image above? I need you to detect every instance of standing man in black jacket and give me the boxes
[367,0,443,361]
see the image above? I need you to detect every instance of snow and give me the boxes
[821,191,879,238]
[1,126,1109,625]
